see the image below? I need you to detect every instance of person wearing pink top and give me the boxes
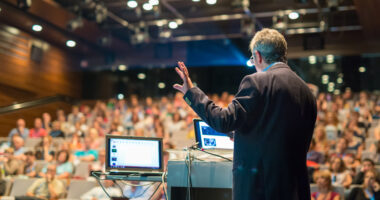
[29,118,48,138]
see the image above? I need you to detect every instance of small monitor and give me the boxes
[193,119,234,150]
[105,135,163,173]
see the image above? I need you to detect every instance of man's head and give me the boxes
[362,158,375,172]
[24,151,35,164]
[12,135,24,150]
[34,118,42,129]
[16,118,26,128]
[249,28,287,72]
[46,164,57,178]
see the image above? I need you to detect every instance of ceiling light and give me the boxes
[206,0,217,5]
[192,0,200,1]
[127,0,138,8]
[168,21,178,29]
[137,73,146,80]
[118,64,127,71]
[326,54,334,63]
[66,40,76,47]
[308,55,317,64]
[117,94,124,100]
[328,82,335,88]
[334,90,340,95]
[337,77,343,84]
[143,3,153,11]
[149,0,159,6]
[288,11,299,20]
[32,24,42,32]
[321,74,329,84]
[246,59,254,67]
[158,82,166,89]
[359,66,366,73]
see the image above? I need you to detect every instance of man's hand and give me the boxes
[173,61,194,94]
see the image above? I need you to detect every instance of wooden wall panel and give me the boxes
[0,23,82,106]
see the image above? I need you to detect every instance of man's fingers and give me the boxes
[173,84,183,92]
[175,67,185,80]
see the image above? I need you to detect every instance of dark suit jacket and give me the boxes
[183,63,317,200]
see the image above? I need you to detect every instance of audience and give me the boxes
[348,169,380,200]
[0,90,377,199]
[80,180,121,200]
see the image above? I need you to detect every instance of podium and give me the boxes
[167,160,233,200]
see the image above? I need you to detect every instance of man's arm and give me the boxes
[183,76,258,133]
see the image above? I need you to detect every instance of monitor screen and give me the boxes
[105,135,163,172]
[194,119,234,150]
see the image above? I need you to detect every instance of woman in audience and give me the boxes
[325,112,341,143]
[311,170,340,200]
[87,128,101,149]
[35,135,57,161]
[329,156,352,188]
[314,124,330,154]
[348,169,380,200]
[23,151,37,177]
[39,150,73,179]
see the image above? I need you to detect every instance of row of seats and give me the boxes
[0,178,97,200]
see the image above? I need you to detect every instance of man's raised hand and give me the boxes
[173,61,194,94]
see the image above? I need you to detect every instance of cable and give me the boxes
[193,147,233,162]
[148,182,162,200]
[92,171,112,199]
[162,171,168,200]
[185,148,192,200]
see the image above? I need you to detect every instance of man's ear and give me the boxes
[255,51,262,64]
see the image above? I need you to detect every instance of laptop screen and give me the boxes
[105,135,163,172]
[194,119,234,150]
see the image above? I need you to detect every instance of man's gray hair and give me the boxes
[249,28,287,63]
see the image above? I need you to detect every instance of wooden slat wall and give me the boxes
[0,23,82,106]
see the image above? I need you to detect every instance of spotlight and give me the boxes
[149,0,159,6]
[246,60,254,67]
[288,12,299,20]
[137,73,146,80]
[359,66,366,73]
[168,21,178,29]
[158,82,166,89]
[66,40,76,48]
[308,55,317,64]
[32,24,43,32]
[118,64,127,71]
[206,0,217,5]
[321,74,329,84]
[143,3,153,11]
[337,77,343,84]
[127,0,138,8]
[117,94,124,100]
[326,54,334,63]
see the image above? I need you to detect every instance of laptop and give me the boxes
[194,119,234,150]
[105,135,163,176]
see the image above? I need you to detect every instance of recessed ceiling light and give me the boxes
[288,11,299,20]
[206,0,217,5]
[66,40,76,47]
[32,24,43,32]
[143,3,153,11]
[168,21,178,29]
[127,0,138,8]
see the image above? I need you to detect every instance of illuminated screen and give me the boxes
[108,138,161,169]
[194,120,234,150]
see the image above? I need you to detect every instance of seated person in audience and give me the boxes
[80,180,121,200]
[39,150,73,179]
[123,181,158,200]
[42,112,52,133]
[329,138,354,162]
[311,170,340,200]
[68,105,84,125]
[29,118,48,138]
[11,135,26,159]
[313,124,330,154]
[26,164,65,200]
[87,128,101,149]
[348,169,380,200]
[329,156,352,188]
[308,139,325,165]
[8,118,29,144]
[90,149,105,172]
[1,148,24,176]
[23,151,37,177]
[354,159,380,184]
[35,136,56,161]
[74,137,98,162]
[344,128,363,151]
[49,121,64,138]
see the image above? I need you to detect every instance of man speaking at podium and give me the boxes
[173,28,317,200]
